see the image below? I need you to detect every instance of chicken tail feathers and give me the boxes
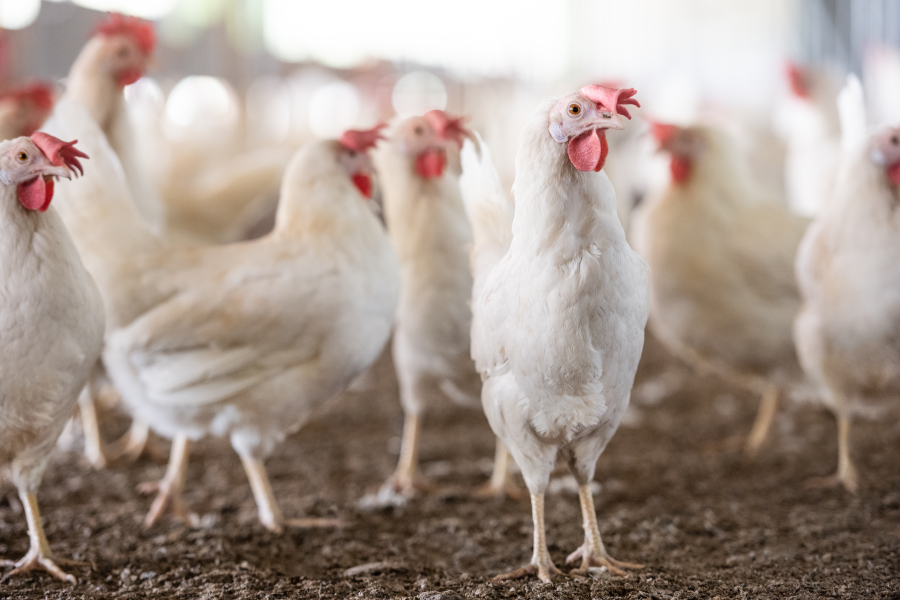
[460,133,514,298]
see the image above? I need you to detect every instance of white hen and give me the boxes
[463,85,648,582]
[793,84,900,493]
[374,110,516,498]
[0,134,104,581]
[47,107,399,531]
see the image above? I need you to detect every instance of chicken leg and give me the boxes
[381,414,434,496]
[1,490,75,583]
[493,493,564,583]
[239,455,340,533]
[473,439,525,499]
[566,484,642,576]
[77,382,107,469]
[745,384,779,456]
[805,412,859,493]
[104,419,150,463]
[139,433,190,529]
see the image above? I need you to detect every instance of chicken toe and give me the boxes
[566,485,642,578]
[1,492,75,583]
[492,493,564,583]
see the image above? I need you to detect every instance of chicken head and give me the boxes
[396,111,472,179]
[0,82,55,137]
[650,122,702,184]
[338,123,386,198]
[549,85,639,172]
[94,13,156,87]
[869,126,900,187]
[0,134,87,212]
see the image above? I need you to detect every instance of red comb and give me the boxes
[580,85,640,119]
[648,121,680,145]
[786,62,809,99]
[30,133,89,177]
[423,110,472,146]
[95,13,156,56]
[339,123,387,153]
[1,82,54,112]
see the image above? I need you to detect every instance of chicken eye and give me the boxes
[892,135,899,145]
[117,46,130,59]
[414,126,424,135]
[16,151,27,162]
[568,103,582,116]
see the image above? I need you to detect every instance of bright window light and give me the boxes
[307,81,360,140]
[0,0,40,30]
[166,76,237,129]
[392,72,447,118]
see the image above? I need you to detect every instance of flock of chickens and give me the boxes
[0,12,897,587]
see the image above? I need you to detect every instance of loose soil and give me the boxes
[1,335,898,599]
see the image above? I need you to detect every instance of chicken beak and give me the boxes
[593,111,626,132]
[38,164,71,181]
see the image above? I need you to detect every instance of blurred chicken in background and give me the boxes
[0,82,55,140]
[374,110,518,501]
[794,76,899,493]
[632,122,810,455]
[777,63,843,218]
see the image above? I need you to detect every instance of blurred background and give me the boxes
[2,0,900,207]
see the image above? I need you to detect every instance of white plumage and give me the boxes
[794,83,900,491]
[46,103,400,530]
[463,87,648,582]
[0,135,104,582]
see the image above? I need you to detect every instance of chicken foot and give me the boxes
[0,490,75,583]
[472,439,525,499]
[239,455,340,533]
[139,433,191,529]
[745,384,779,456]
[805,412,859,493]
[493,493,565,583]
[566,484,642,577]
[381,414,434,497]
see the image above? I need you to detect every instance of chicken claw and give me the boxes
[139,434,191,529]
[492,561,567,584]
[566,484,642,578]
[1,492,76,583]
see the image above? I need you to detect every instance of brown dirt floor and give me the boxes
[1,334,898,599]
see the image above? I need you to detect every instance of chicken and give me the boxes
[793,79,899,493]
[0,134,104,581]
[0,83,55,140]
[779,63,843,217]
[59,14,164,467]
[373,110,516,499]
[65,13,162,233]
[47,102,399,530]
[462,85,647,582]
[631,123,810,454]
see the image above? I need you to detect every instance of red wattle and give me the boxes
[670,156,692,184]
[17,176,53,211]
[567,129,609,172]
[352,173,373,198]
[117,69,143,87]
[887,162,900,187]
[415,149,446,179]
